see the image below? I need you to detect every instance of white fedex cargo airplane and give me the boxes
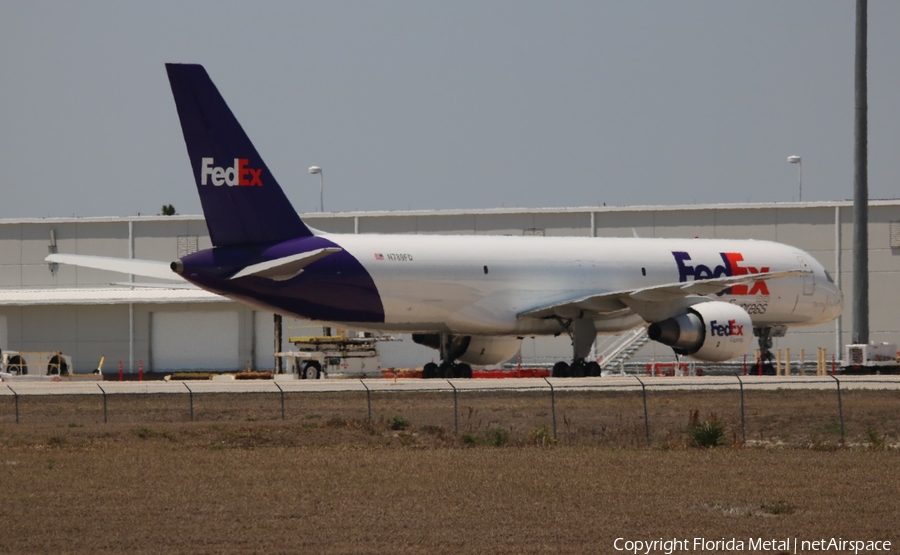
[48,64,842,378]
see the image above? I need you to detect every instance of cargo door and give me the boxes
[796,256,815,296]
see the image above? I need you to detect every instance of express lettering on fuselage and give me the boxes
[672,251,770,296]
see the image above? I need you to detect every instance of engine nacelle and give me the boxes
[458,336,522,365]
[647,302,753,362]
[412,334,521,365]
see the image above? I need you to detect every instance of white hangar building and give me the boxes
[0,200,896,373]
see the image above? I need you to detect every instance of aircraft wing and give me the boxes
[46,254,184,282]
[519,269,811,319]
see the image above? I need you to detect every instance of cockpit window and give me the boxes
[824,270,834,283]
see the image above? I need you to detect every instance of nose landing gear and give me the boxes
[753,326,786,375]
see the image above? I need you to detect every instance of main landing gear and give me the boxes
[420,333,473,379]
[550,317,601,378]
[422,361,472,379]
[551,359,601,378]
[754,326,777,375]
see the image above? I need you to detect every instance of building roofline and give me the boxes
[1,199,898,225]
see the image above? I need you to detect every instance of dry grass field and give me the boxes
[1,388,898,554]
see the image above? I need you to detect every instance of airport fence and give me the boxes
[2,376,899,449]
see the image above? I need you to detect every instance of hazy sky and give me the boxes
[2,1,898,218]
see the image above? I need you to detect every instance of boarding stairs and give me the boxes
[596,326,649,372]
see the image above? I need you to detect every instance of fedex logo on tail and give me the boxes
[672,251,769,296]
[710,319,744,337]
[200,158,263,187]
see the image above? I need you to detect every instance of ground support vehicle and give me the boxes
[0,351,73,381]
[277,334,383,379]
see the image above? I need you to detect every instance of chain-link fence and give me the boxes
[3,377,899,448]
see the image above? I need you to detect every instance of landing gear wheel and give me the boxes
[571,360,586,378]
[457,363,472,379]
[552,361,570,378]
[302,361,321,380]
[423,362,437,379]
[439,362,454,379]
[586,361,601,377]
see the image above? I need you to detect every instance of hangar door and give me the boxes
[151,312,239,371]
[253,311,277,370]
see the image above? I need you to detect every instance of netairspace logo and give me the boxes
[613,537,891,554]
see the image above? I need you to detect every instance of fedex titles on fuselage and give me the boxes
[673,251,771,314]
[200,157,263,187]
[673,251,769,296]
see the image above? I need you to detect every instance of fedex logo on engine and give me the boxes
[709,319,744,337]
[672,251,769,296]
[200,158,263,187]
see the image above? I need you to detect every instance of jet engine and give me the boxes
[647,301,753,362]
[412,334,521,366]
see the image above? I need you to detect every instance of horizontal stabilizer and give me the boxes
[230,248,342,281]
[46,254,184,282]
[111,281,200,290]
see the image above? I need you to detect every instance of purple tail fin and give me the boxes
[166,63,313,247]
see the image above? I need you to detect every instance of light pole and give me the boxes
[308,166,324,212]
[787,156,802,201]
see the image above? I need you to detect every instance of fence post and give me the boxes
[8,385,18,424]
[636,377,650,447]
[829,375,845,446]
[360,380,372,421]
[183,382,194,422]
[735,374,746,444]
[274,381,285,420]
[118,360,123,382]
[542,377,557,440]
[447,380,459,434]
[98,384,108,423]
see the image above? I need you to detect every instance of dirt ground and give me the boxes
[1,389,898,554]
